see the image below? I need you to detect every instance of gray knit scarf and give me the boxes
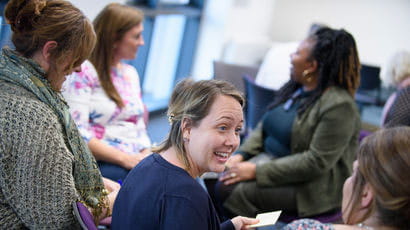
[0,48,108,218]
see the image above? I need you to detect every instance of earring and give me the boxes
[183,137,189,142]
[302,70,309,77]
[303,70,312,83]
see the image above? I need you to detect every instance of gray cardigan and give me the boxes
[0,81,81,229]
[234,87,360,217]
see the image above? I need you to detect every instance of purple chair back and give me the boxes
[359,130,372,142]
[73,202,98,230]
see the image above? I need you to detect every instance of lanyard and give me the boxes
[283,88,303,111]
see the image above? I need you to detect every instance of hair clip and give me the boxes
[168,113,175,125]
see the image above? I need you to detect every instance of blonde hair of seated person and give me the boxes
[381,51,410,88]
[152,79,245,171]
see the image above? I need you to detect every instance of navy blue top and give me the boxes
[261,88,313,158]
[261,102,298,157]
[112,154,234,230]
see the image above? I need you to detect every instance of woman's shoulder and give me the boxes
[323,87,354,101]
[283,218,335,230]
[0,82,56,118]
[120,63,139,77]
[73,60,98,79]
[64,60,99,90]
[318,87,357,109]
[396,85,410,97]
[73,60,98,77]
[80,60,97,70]
[121,62,137,71]
[0,84,63,146]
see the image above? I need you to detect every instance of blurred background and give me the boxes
[2,0,409,142]
[62,0,410,112]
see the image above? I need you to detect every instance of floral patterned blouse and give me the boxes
[62,60,151,154]
[283,219,335,230]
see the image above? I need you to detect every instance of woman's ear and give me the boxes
[32,41,58,72]
[181,117,192,140]
[42,41,58,62]
[307,59,318,74]
[361,183,374,209]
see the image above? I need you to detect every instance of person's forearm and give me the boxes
[88,138,127,166]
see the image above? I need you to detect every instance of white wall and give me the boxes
[195,0,410,74]
[71,0,410,78]
[223,0,275,43]
[191,0,233,80]
[192,0,276,79]
[68,0,127,21]
[270,0,410,66]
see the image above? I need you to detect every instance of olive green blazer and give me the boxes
[236,87,360,217]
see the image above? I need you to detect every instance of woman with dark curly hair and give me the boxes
[214,27,361,220]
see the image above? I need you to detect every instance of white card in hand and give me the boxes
[248,210,282,228]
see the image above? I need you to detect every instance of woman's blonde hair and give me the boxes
[344,127,410,229]
[381,51,410,87]
[5,0,96,77]
[90,3,144,108]
[152,79,244,170]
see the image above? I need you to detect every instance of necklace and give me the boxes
[357,223,374,230]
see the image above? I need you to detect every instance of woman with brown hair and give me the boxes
[0,0,116,228]
[63,3,151,182]
[284,126,410,229]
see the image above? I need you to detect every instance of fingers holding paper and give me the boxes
[230,211,282,229]
[230,216,259,230]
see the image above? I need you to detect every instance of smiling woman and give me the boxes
[213,27,362,221]
[111,79,259,230]
[62,3,151,182]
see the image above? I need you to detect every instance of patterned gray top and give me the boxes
[384,87,410,127]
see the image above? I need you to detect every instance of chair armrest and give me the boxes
[72,202,98,230]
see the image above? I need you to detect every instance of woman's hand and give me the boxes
[106,189,119,217]
[120,149,151,170]
[231,216,259,230]
[225,154,244,168]
[219,162,257,185]
[120,154,143,170]
[140,148,152,158]
[102,177,121,192]
[96,178,120,219]
[89,138,150,170]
